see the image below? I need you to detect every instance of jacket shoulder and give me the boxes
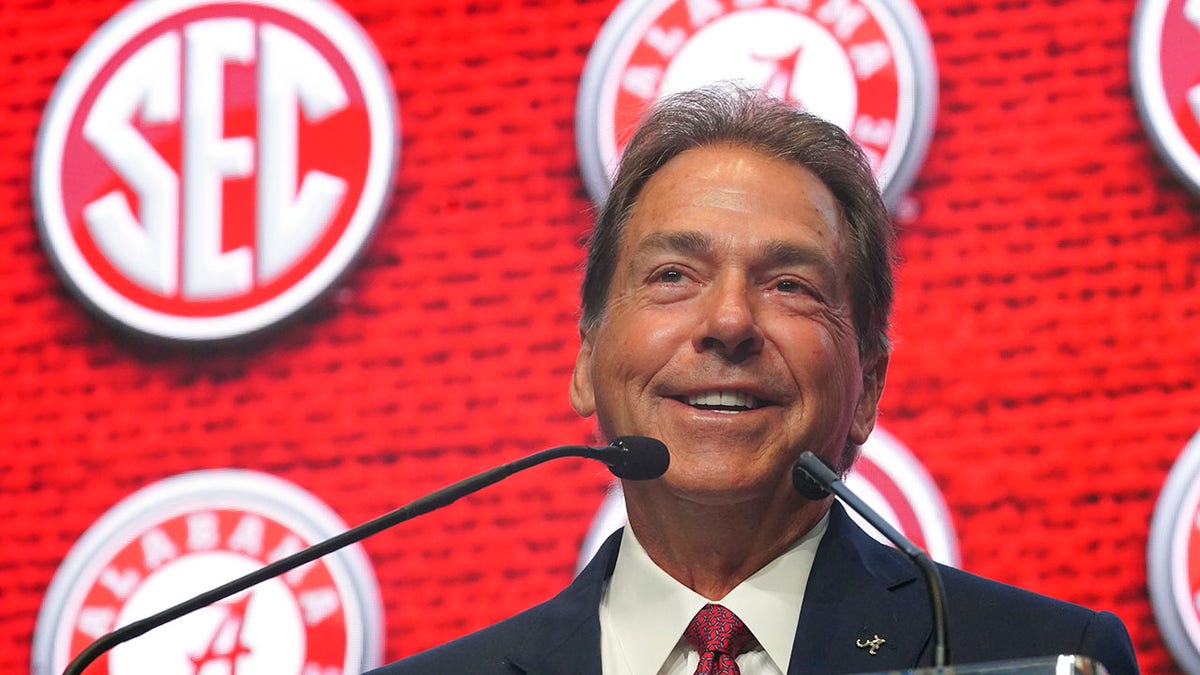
[364,529,622,675]
[937,564,1139,675]
[363,603,544,675]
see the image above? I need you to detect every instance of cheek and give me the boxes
[587,354,643,439]
[599,306,691,366]
[640,315,692,351]
[588,313,688,403]
[590,334,655,394]
[782,325,863,402]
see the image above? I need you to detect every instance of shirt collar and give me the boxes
[601,515,829,674]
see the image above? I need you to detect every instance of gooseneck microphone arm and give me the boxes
[63,436,669,675]
[793,451,950,670]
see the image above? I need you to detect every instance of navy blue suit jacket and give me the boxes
[367,503,1138,674]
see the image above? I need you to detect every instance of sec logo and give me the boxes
[576,0,937,208]
[1132,0,1200,195]
[33,0,397,342]
[1148,430,1200,673]
[577,426,960,572]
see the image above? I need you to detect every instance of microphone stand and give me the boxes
[63,444,587,675]
[794,451,950,670]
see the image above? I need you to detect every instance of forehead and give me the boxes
[622,144,845,257]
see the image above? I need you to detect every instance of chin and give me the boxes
[658,466,784,506]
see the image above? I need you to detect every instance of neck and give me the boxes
[622,482,830,600]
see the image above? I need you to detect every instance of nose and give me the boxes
[693,275,764,361]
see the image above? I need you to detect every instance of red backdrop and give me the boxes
[1,0,1198,673]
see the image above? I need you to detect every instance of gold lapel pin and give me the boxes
[856,634,886,655]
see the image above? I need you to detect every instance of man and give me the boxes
[368,86,1139,674]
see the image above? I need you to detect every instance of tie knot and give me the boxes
[684,604,753,659]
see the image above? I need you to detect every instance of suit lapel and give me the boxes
[502,530,622,675]
[788,503,933,674]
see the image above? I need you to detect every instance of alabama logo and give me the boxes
[33,0,397,342]
[1148,429,1200,673]
[31,470,383,675]
[577,425,960,572]
[576,0,937,208]
[1132,0,1200,195]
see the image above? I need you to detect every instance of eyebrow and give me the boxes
[759,238,838,276]
[633,230,713,258]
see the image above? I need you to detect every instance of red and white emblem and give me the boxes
[1148,430,1200,673]
[840,427,959,565]
[34,0,397,342]
[31,470,383,675]
[576,0,937,208]
[1132,0,1200,194]
[577,426,960,571]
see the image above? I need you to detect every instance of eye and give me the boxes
[770,277,825,303]
[642,265,699,301]
[774,278,807,294]
[653,268,686,284]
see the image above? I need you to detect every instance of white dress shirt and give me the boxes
[598,515,829,675]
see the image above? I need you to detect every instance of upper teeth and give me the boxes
[686,392,758,409]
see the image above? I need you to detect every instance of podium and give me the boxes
[859,655,1109,675]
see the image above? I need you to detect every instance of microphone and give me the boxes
[792,451,950,670]
[62,437,669,675]
[593,435,670,479]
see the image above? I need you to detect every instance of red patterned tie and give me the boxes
[683,603,754,675]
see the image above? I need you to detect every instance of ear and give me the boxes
[569,328,597,418]
[849,353,888,446]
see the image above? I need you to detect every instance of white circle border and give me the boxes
[1148,428,1200,674]
[33,0,398,342]
[575,0,938,210]
[30,469,384,675]
[1131,0,1200,195]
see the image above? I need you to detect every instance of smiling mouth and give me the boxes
[680,391,765,413]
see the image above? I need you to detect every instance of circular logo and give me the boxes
[31,470,383,675]
[1132,0,1200,195]
[577,425,960,572]
[34,0,397,342]
[576,0,937,208]
[1148,429,1200,673]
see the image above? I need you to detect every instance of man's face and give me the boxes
[570,144,886,506]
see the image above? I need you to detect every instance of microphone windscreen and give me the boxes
[606,436,670,480]
[791,452,833,500]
